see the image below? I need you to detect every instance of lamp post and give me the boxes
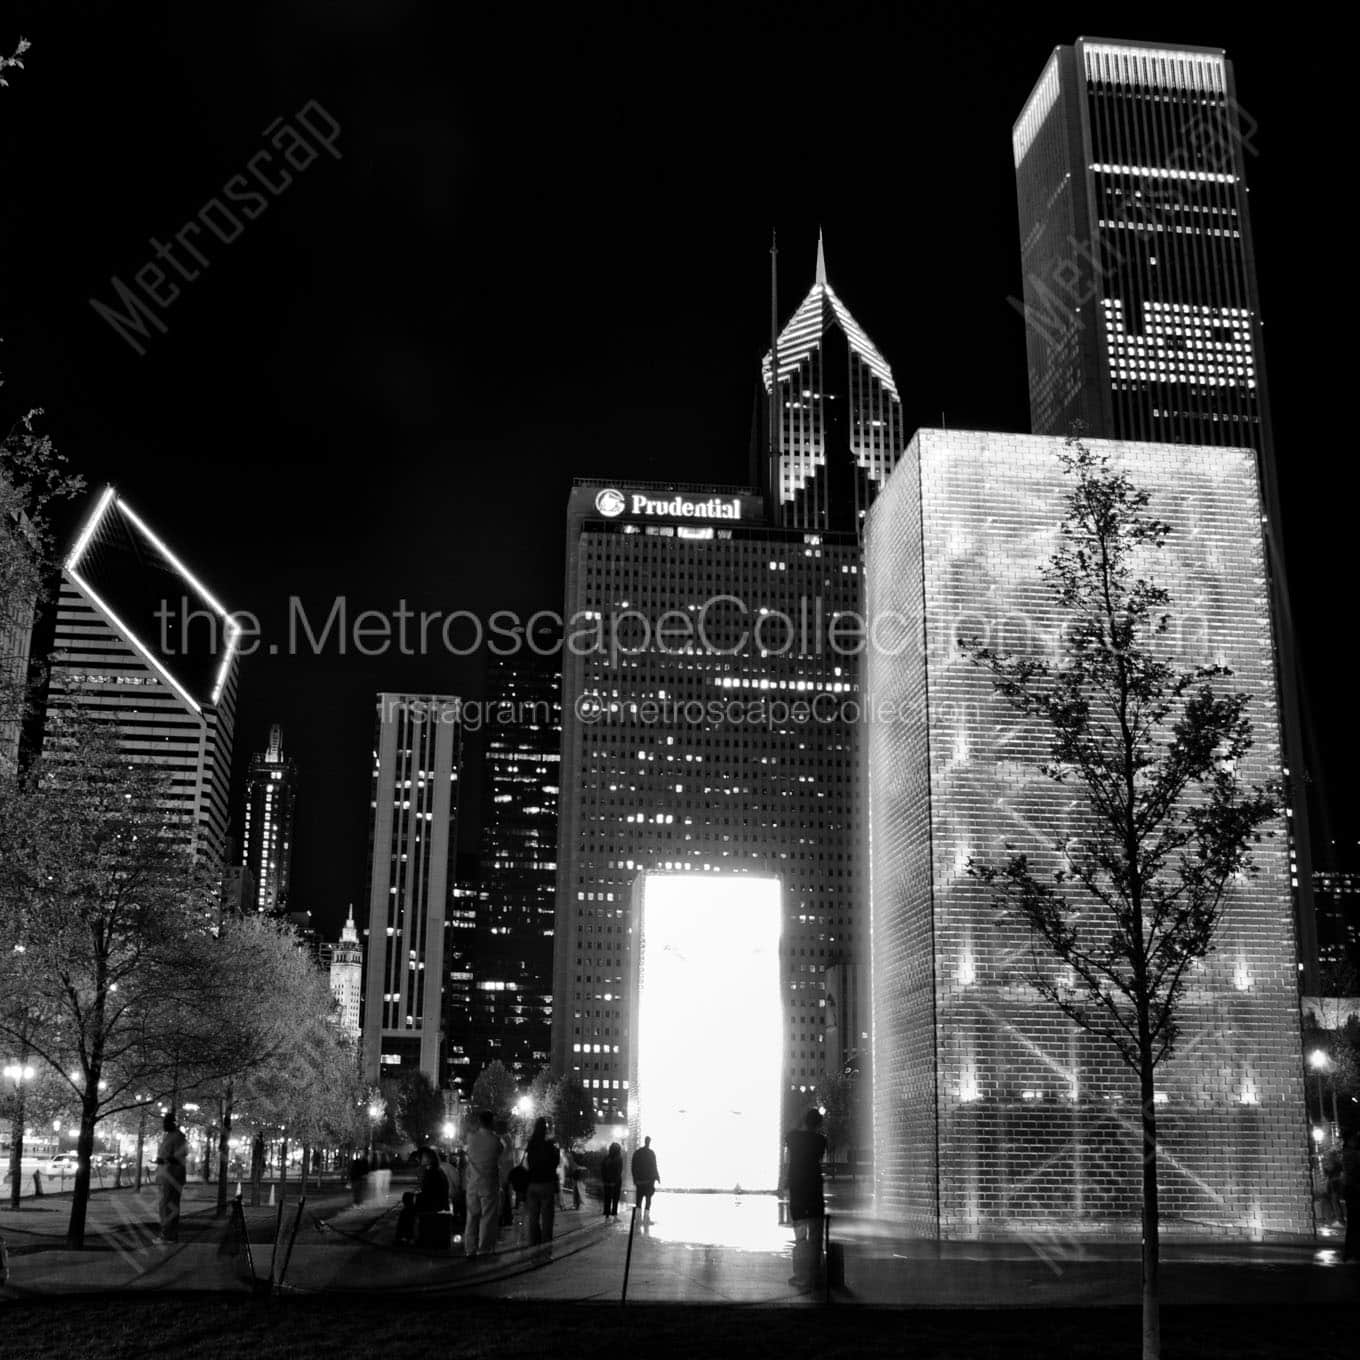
[367,1099,383,1160]
[1308,1050,1334,1144]
[4,1061,35,1210]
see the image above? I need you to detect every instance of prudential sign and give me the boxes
[593,488,742,521]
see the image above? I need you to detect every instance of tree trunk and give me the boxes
[65,1085,101,1249]
[135,1105,147,1192]
[1139,1053,1161,1360]
[280,1136,288,1200]
[7,1077,26,1211]
[215,1083,233,1217]
[301,1143,312,1190]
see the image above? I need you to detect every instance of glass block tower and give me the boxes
[360,694,461,1084]
[47,486,241,867]
[865,430,1309,1239]
[761,234,906,537]
[552,479,864,1123]
[1012,37,1317,987]
[241,723,298,914]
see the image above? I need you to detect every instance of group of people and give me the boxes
[391,1118,667,1253]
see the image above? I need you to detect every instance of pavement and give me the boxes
[3,1179,1359,1310]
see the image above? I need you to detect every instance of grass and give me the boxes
[0,1297,1343,1359]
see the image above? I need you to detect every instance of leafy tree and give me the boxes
[233,931,362,1194]
[470,1059,517,1122]
[0,709,234,1246]
[814,1065,858,1172]
[550,1074,595,1150]
[966,437,1276,1360]
[394,1070,444,1148]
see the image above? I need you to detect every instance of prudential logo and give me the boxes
[595,488,627,518]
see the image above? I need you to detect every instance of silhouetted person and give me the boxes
[783,1108,827,1291]
[464,1110,504,1258]
[631,1135,659,1220]
[601,1142,623,1219]
[524,1117,561,1245]
[250,1131,265,1207]
[395,1147,449,1245]
[1342,1130,1360,1263]
[154,1113,189,1243]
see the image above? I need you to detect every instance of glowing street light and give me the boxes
[4,1062,37,1209]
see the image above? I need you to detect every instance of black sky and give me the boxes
[1,2,1348,937]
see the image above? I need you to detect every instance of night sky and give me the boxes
[1,2,1347,938]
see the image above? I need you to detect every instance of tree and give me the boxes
[965,437,1276,1360]
[470,1060,517,1122]
[0,709,238,1247]
[234,932,363,1194]
[550,1074,595,1150]
[814,1065,858,1173]
[394,1070,444,1148]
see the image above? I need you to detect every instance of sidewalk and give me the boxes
[4,1185,1358,1310]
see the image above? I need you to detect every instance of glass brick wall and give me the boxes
[867,429,1310,1239]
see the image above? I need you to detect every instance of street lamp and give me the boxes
[4,1062,36,1210]
[1308,1050,1337,1143]
[367,1099,383,1159]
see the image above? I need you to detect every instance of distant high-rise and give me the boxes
[360,694,461,1084]
[241,723,298,914]
[760,234,905,537]
[320,906,364,1043]
[1012,38,1317,987]
[456,654,560,1088]
[47,486,240,865]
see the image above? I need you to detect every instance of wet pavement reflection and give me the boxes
[629,1192,790,1253]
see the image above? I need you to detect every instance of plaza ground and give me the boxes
[1,1178,1355,1356]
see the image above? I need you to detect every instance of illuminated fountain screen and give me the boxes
[632,872,783,1192]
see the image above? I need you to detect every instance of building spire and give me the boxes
[815,227,826,286]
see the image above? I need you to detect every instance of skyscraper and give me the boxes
[241,723,298,914]
[47,486,240,866]
[865,429,1308,1237]
[455,654,560,1087]
[760,234,905,537]
[1012,37,1317,986]
[552,478,863,1123]
[320,906,364,1043]
[359,693,461,1084]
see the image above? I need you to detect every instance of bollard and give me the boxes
[621,1202,639,1304]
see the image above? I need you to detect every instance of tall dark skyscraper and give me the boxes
[760,235,905,537]
[241,722,298,914]
[1012,37,1318,987]
[452,655,560,1089]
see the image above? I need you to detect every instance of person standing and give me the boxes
[524,1117,561,1245]
[464,1110,504,1259]
[631,1135,659,1222]
[154,1112,189,1243]
[1342,1129,1360,1264]
[783,1108,827,1292]
[249,1131,265,1208]
[601,1142,623,1219]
